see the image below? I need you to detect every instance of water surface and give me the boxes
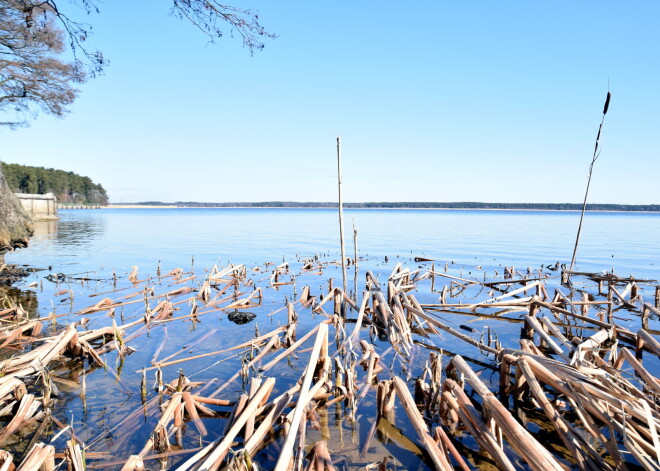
[3,208,659,469]
[9,208,660,279]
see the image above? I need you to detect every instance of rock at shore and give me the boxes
[0,168,33,261]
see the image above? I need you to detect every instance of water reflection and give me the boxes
[29,211,107,248]
[55,212,106,247]
[0,286,38,317]
[9,211,109,269]
[32,220,57,238]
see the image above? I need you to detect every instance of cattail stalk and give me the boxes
[337,137,348,293]
[569,91,611,273]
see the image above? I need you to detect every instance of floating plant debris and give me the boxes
[0,257,658,470]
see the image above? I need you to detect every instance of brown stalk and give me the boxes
[391,376,453,470]
[16,442,55,471]
[442,380,516,471]
[449,355,565,471]
[261,320,332,372]
[516,356,607,471]
[192,377,276,470]
[274,323,329,471]
[64,440,85,471]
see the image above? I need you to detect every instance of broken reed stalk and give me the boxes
[391,376,453,470]
[337,136,348,294]
[193,378,276,469]
[274,323,329,471]
[516,357,606,471]
[442,379,516,471]
[352,218,358,267]
[449,355,565,471]
[5,236,660,469]
[569,90,612,273]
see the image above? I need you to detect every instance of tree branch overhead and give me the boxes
[0,0,274,126]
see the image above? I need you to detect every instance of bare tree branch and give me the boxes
[0,0,80,126]
[0,0,274,127]
[171,1,276,53]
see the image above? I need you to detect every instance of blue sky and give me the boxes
[1,1,659,204]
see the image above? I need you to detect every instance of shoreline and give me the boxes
[93,205,660,213]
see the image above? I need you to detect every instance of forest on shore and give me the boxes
[1,163,108,205]
[127,201,660,211]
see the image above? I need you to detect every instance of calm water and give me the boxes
[4,208,659,468]
[8,208,660,279]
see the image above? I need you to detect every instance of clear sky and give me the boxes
[1,1,659,204]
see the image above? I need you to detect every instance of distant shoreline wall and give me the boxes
[16,193,58,221]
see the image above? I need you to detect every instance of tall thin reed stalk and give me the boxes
[569,91,611,273]
[337,137,348,293]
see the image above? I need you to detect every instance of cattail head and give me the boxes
[603,91,611,115]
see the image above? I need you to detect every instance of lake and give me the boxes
[3,207,659,469]
[8,208,660,278]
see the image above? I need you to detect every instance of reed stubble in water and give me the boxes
[2,251,660,470]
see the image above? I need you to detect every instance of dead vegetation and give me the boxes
[0,255,658,470]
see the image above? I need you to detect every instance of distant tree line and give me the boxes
[122,201,660,211]
[1,163,108,205]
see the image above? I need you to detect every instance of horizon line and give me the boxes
[102,201,660,208]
